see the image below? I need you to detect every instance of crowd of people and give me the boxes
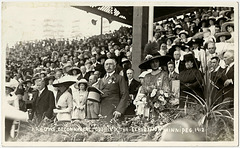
[5,7,235,140]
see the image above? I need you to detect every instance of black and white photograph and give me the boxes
[1,1,238,146]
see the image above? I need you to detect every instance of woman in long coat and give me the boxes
[179,54,203,107]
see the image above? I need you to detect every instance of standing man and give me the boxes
[125,69,141,115]
[97,59,129,122]
[209,56,225,104]
[32,78,55,124]
[173,51,185,74]
[222,50,234,105]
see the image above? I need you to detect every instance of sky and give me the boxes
[2,2,130,48]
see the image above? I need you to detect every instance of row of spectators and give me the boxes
[5,7,234,127]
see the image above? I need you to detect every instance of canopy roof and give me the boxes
[72,6,201,25]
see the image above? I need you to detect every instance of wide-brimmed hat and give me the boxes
[215,16,228,26]
[22,68,33,76]
[43,60,53,67]
[87,86,104,102]
[97,54,108,62]
[215,32,231,42]
[208,16,216,22]
[63,62,72,70]
[178,30,189,37]
[168,42,187,57]
[52,76,76,87]
[225,10,234,20]
[67,67,81,75]
[77,79,88,86]
[40,71,47,76]
[139,54,172,70]
[221,21,234,32]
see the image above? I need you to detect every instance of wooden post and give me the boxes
[132,7,149,80]
[148,6,154,41]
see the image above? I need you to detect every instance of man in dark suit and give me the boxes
[77,65,92,81]
[125,69,141,115]
[32,78,55,124]
[209,56,225,104]
[222,50,234,106]
[167,61,179,91]
[97,58,129,122]
[173,50,185,74]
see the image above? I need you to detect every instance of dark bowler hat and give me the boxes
[87,86,104,102]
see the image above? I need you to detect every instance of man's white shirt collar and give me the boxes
[107,71,115,78]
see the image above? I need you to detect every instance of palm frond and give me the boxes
[182,91,207,111]
[215,115,234,121]
[211,88,232,107]
[217,109,233,118]
[211,100,233,111]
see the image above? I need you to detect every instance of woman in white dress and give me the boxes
[53,76,75,122]
[71,79,88,120]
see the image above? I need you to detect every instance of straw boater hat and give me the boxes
[221,21,234,32]
[120,57,131,66]
[67,67,81,75]
[87,86,104,102]
[138,54,172,70]
[215,32,231,42]
[52,75,76,87]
